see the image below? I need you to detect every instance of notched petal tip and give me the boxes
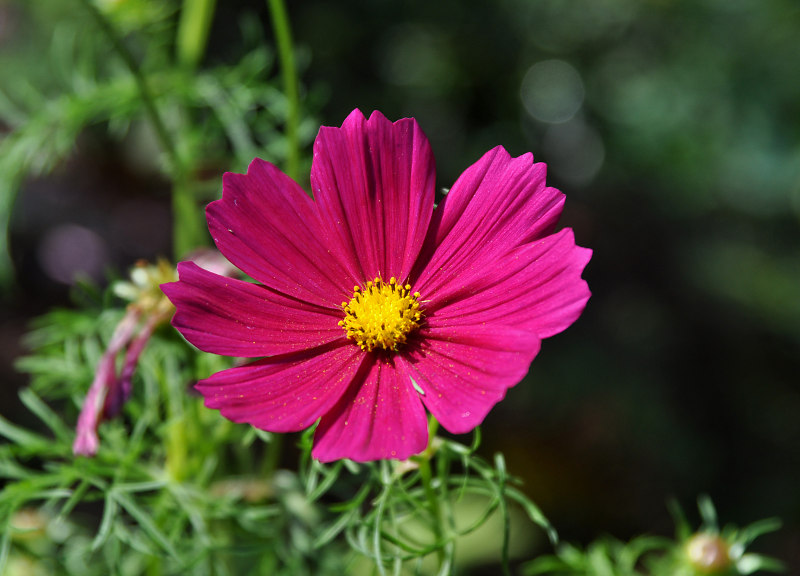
[414,144,565,297]
[332,108,425,139]
[311,107,435,283]
[399,325,541,435]
[193,344,365,434]
[204,154,349,307]
[311,359,429,462]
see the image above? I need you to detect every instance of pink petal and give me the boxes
[423,229,592,339]
[311,109,436,282]
[414,146,564,295]
[397,324,541,434]
[207,158,352,308]
[163,262,343,357]
[104,314,157,418]
[73,308,141,456]
[312,356,429,462]
[195,343,365,433]
[73,355,114,456]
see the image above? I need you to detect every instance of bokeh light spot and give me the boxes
[37,224,108,285]
[542,118,605,186]
[520,59,585,124]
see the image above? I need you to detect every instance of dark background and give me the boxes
[2,0,798,569]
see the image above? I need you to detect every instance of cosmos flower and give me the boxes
[162,109,591,462]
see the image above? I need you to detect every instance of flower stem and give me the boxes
[266,0,300,183]
[171,179,206,259]
[418,416,452,573]
[176,0,217,70]
[261,433,284,479]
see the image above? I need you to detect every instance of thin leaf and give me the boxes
[0,414,50,449]
[737,553,786,574]
[19,387,71,442]
[115,480,167,494]
[58,479,90,520]
[738,517,782,546]
[112,490,180,560]
[697,494,719,530]
[308,461,344,502]
[0,457,32,480]
[0,526,10,576]
[92,491,118,551]
[314,507,358,549]
[505,486,558,545]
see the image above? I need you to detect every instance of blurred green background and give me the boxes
[1,0,798,571]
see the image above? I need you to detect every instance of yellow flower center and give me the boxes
[339,277,422,352]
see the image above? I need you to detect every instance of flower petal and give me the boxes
[207,158,352,308]
[195,343,365,433]
[397,324,541,434]
[162,262,344,357]
[73,308,141,456]
[423,228,592,339]
[414,146,564,295]
[311,109,436,282]
[312,356,429,462]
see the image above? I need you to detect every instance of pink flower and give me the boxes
[162,110,591,462]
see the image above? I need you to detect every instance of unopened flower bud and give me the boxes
[685,532,732,574]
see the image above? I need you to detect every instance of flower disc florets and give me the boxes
[339,277,422,352]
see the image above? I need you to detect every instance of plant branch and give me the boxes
[266,0,300,183]
[78,0,206,257]
[78,0,182,176]
[176,0,218,69]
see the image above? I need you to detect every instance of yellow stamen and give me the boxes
[338,277,422,352]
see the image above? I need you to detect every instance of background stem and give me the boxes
[78,0,206,258]
[78,0,180,174]
[176,0,218,70]
[171,180,206,260]
[266,0,301,184]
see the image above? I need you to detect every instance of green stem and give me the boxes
[176,0,218,69]
[497,459,511,576]
[171,179,206,259]
[78,0,181,175]
[266,0,301,183]
[78,0,204,258]
[261,433,284,479]
[418,416,449,572]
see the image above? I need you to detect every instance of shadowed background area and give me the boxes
[1,0,798,571]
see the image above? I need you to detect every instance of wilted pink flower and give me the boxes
[73,307,143,456]
[73,260,177,456]
[73,253,232,457]
[162,110,591,462]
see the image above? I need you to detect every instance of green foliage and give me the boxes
[1,288,556,575]
[524,535,671,576]
[298,429,556,576]
[2,295,341,575]
[523,497,783,576]
[0,2,792,574]
[0,0,320,282]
